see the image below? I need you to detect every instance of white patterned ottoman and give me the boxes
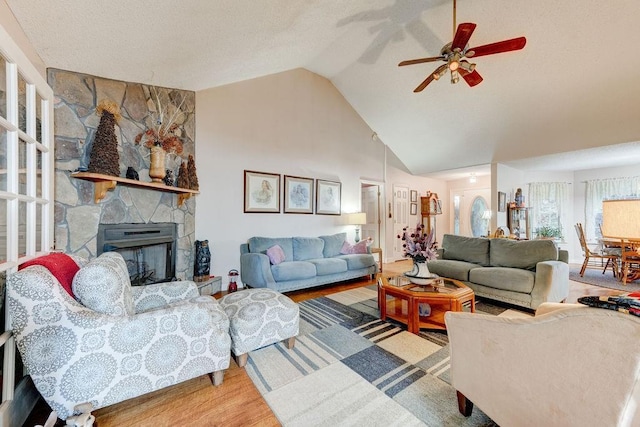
[219,288,299,367]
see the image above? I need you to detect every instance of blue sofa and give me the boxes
[240,233,377,292]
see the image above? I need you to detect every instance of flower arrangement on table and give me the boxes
[397,224,438,263]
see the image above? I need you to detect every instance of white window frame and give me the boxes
[0,22,54,426]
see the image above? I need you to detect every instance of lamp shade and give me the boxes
[346,212,367,225]
[601,199,640,240]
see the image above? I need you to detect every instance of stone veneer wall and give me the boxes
[48,68,197,280]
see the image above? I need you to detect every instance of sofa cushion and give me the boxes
[266,245,286,265]
[308,258,348,276]
[248,237,294,262]
[470,267,536,294]
[427,259,480,282]
[319,233,347,258]
[442,234,490,266]
[271,261,316,281]
[490,238,558,270]
[334,254,375,270]
[72,252,135,316]
[293,237,324,261]
[20,252,80,298]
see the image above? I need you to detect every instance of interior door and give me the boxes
[393,185,409,259]
[361,184,381,246]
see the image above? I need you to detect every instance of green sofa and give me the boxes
[427,234,569,310]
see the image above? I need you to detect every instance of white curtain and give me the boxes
[528,182,569,240]
[585,177,640,241]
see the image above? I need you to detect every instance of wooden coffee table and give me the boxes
[377,274,475,333]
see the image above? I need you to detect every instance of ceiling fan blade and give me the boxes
[414,64,448,92]
[459,68,483,87]
[399,56,444,66]
[466,37,526,58]
[451,23,476,51]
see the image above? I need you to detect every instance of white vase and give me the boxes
[409,260,431,278]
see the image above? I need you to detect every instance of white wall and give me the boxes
[0,1,46,78]
[195,68,438,288]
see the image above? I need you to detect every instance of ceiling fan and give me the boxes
[398,0,526,92]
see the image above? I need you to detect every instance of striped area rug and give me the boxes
[245,286,525,426]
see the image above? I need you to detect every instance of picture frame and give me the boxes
[244,170,280,213]
[410,203,417,215]
[315,179,341,215]
[410,190,418,203]
[284,175,314,214]
[498,191,507,212]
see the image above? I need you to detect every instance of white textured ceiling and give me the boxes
[7,0,640,176]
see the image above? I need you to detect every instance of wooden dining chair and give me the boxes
[620,240,640,285]
[575,223,619,278]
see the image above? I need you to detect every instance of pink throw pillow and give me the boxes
[20,252,80,297]
[340,241,353,255]
[266,245,286,265]
[340,241,369,255]
[351,240,369,254]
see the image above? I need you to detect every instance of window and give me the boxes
[528,182,569,240]
[585,177,640,241]
[0,24,54,422]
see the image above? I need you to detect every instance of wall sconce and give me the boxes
[469,173,477,184]
[345,212,367,242]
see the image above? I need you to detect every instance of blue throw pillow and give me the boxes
[319,233,347,258]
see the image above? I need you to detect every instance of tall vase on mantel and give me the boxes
[149,145,166,183]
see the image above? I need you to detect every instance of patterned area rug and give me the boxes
[244,286,529,426]
[569,267,640,292]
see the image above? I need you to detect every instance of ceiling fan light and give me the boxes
[460,61,476,72]
[449,61,459,71]
[451,71,459,84]
[433,67,448,81]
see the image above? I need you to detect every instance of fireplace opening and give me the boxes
[97,223,177,286]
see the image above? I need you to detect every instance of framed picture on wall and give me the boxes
[410,203,417,215]
[284,175,314,214]
[316,179,341,215]
[498,191,507,212]
[410,190,418,203]
[244,170,280,213]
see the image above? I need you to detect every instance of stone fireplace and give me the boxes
[49,69,197,279]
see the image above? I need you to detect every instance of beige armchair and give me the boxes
[445,303,640,426]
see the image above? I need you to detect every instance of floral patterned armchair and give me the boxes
[7,252,231,421]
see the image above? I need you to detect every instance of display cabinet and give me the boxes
[507,206,530,240]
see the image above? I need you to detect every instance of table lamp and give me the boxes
[346,212,367,242]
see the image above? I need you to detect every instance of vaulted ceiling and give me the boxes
[7,0,640,177]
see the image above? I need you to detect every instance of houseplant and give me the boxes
[397,224,438,282]
[534,226,563,240]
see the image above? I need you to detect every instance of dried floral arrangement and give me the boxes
[135,87,186,155]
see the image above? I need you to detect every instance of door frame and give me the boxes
[360,179,385,260]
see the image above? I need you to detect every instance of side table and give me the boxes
[371,247,383,272]
[196,276,222,296]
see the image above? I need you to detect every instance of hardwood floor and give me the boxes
[24,260,620,426]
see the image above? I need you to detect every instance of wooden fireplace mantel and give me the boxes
[71,172,199,206]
